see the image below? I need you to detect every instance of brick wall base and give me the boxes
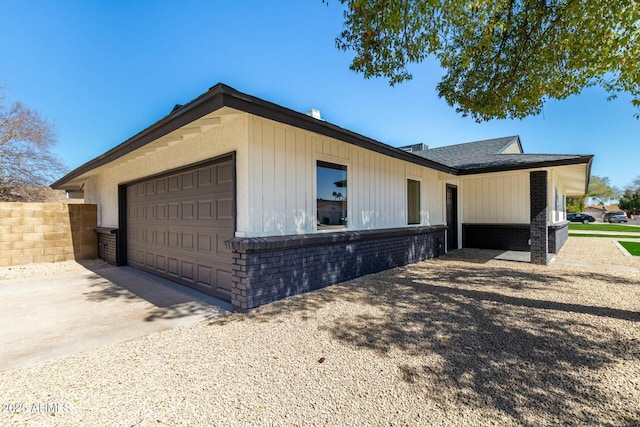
[94,227,118,265]
[463,224,530,251]
[463,222,569,254]
[548,221,569,254]
[226,226,446,312]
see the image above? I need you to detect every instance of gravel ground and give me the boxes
[556,237,640,268]
[1,238,639,426]
[0,259,111,280]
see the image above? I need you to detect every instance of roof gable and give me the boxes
[414,136,521,167]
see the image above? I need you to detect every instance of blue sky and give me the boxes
[1,1,638,190]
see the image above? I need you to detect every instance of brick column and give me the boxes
[530,171,548,265]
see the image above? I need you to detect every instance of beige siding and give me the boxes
[246,116,447,237]
[501,141,522,154]
[87,114,249,229]
[462,172,530,223]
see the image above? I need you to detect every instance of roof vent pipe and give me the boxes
[306,109,322,120]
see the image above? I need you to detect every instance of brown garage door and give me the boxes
[126,158,234,302]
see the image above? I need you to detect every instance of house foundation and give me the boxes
[226,226,446,312]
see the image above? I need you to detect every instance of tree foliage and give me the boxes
[619,176,640,213]
[587,175,620,204]
[334,0,640,121]
[619,189,640,213]
[566,195,585,213]
[0,93,67,190]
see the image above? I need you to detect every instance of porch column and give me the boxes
[530,171,548,265]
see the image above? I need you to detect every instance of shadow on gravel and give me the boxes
[338,264,639,426]
[210,256,640,426]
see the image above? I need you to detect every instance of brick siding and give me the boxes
[227,226,446,312]
[548,221,569,254]
[530,171,549,264]
[95,227,118,265]
[462,223,530,251]
[463,221,569,255]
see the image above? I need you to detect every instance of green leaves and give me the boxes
[588,175,621,204]
[336,0,640,121]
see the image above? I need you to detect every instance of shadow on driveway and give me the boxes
[0,265,229,372]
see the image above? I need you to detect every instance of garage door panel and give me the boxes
[215,268,233,297]
[126,158,234,302]
[197,200,213,220]
[197,234,212,253]
[182,171,195,189]
[167,258,179,277]
[168,203,180,219]
[181,261,194,282]
[181,232,195,251]
[217,163,233,184]
[182,201,195,220]
[156,230,166,247]
[145,229,155,245]
[145,252,154,268]
[156,204,167,220]
[168,176,180,192]
[216,197,234,221]
[198,168,213,187]
[156,179,166,194]
[197,265,212,287]
[156,255,166,273]
[168,231,179,248]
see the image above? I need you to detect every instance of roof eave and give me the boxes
[52,84,456,189]
[583,155,594,194]
[456,155,594,176]
[51,86,227,189]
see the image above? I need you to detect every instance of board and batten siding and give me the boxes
[461,172,530,223]
[246,116,446,237]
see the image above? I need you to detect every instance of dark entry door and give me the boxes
[446,185,458,251]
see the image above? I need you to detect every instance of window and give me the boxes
[554,187,562,222]
[317,161,347,230]
[407,179,420,225]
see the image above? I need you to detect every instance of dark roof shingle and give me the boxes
[413,135,590,173]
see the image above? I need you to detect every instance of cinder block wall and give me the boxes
[0,203,98,267]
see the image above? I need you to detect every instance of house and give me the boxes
[52,84,593,312]
[585,205,605,219]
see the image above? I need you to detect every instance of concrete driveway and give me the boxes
[0,266,230,372]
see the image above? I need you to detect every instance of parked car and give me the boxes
[567,213,596,224]
[603,211,628,223]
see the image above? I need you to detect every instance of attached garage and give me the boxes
[123,155,235,302]
[51,83,592,312]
